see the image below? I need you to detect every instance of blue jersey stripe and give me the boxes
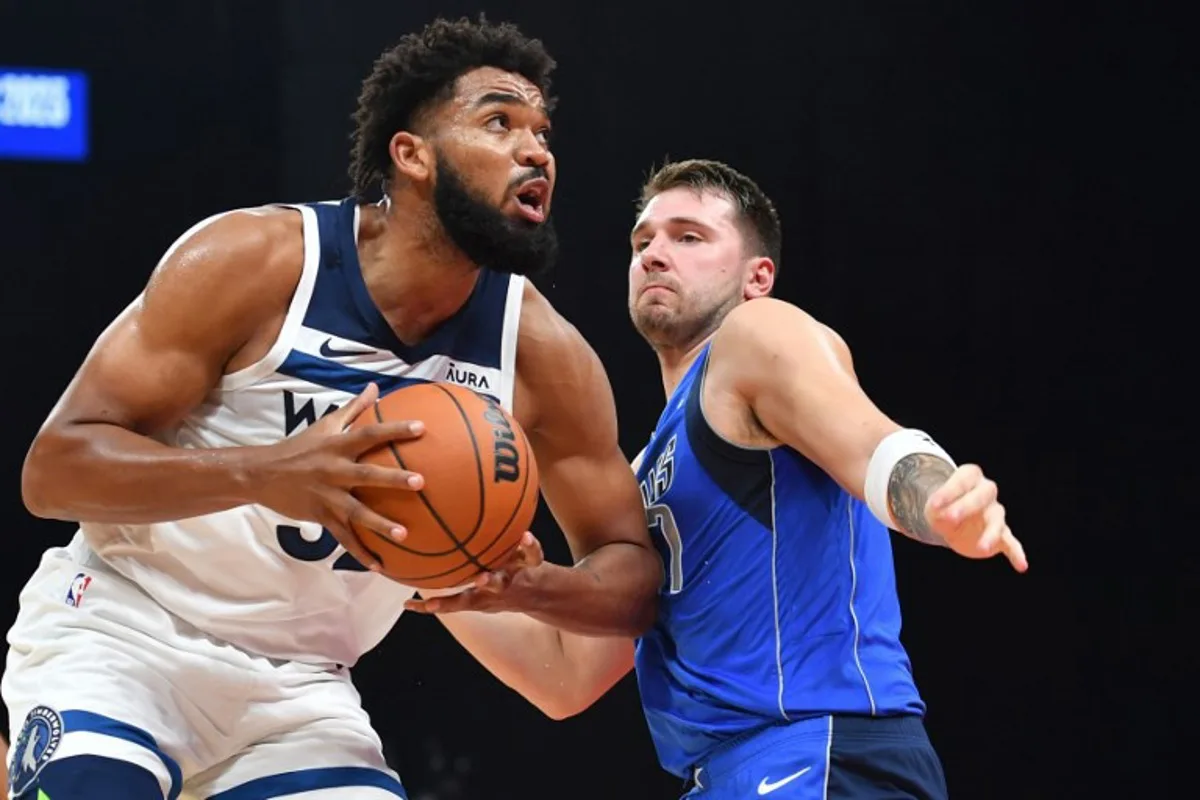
[276,349,426,396]
[61,710,183,799]
[208,766,405,799]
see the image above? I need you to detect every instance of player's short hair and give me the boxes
[639,159,782,267]
[350,15,557,199]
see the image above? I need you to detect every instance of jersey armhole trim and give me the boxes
[218,204,322,392]
[688,350,775,464]
[498,275,525,412]
[630,446,648,473]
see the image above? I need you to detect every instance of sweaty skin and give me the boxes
[21,67,659,641]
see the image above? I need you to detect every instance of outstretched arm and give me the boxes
[425,536,636,719]
[514,286,661,634]
[409,285,661,634]
[709,298,1026,571]
[404,286,657,717]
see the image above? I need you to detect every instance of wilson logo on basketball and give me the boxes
[482,402,521,483]
[345,382,540,589]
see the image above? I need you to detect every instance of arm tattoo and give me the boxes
[886,453,955,546]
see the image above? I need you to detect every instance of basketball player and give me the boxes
[3,17,660,799]
[407,159,1027,798]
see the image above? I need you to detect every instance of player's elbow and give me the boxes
[535,696,588,721]
[529,683,606,721]
[22,433,57,518]
[626,547,662,637]
[520,655,630,721]
[626,596,658,638]
[21,427,82,519]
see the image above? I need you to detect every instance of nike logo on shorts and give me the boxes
[758,766,812,795]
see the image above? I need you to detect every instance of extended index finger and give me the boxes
[516,531,544,567]
[345,420,426,455]
[1000,529,1028,573]
[331,382,379,430]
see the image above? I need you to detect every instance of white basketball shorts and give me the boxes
[2,542,405,799]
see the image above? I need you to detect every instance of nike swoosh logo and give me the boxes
[757,767,812,795]
[319,338,376,358]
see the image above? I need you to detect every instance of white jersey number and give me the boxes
[276,524,367,571]
[646,503,684,594]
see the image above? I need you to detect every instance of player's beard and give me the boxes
[630,283,742,352]
[432,153,558,278]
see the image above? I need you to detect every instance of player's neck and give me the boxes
[358,198,479,346]
[656,333,716,399]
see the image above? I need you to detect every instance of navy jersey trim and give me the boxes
[335,199,463,361]
[294,199,510,370]
[684,346,774,530]
[276,350,427,395]
[331,199,506,367]
[299,201,379,349]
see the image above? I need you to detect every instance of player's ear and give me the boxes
[389,131,433,183]
[744,257,775,299]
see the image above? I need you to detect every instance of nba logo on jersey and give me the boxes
[64,571,92,608]
[9,705,63,796]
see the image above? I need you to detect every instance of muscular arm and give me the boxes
[710,298,951,546]
[510,285,661,634]
[21,209,299,523]
[885,454,955,545]
[428,286,655,717]
[435,609,635,719]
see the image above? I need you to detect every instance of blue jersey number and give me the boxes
[276,524,368,571]
[647,503,684,594]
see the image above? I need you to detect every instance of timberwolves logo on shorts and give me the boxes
[9,705,63,796]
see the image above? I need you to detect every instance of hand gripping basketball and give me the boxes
[344,381,540,589]
[404,531,545,615]
[254,382,426,572]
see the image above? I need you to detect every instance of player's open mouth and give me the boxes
[512,179,548,223]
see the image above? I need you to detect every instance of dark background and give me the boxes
[1,1,1188,797]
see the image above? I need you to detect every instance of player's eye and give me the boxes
[485,114,510,132]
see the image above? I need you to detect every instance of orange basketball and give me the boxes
[347,382,539,589]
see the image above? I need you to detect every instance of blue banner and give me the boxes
[0,67,90,162]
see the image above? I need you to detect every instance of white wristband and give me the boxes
[864,429,957,530]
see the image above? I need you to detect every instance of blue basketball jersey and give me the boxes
[633,343,924,778]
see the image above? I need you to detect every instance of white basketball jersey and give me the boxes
[74,199,525,667]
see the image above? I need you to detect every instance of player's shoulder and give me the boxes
[513,279,613,434]
[715,297,819,347]
[713,298,852,365]
[147,205,305,303]
[518,278,561,330]
[163,204,301,273]
[516,279,591,361]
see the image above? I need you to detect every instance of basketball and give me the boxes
[346,382,540,589]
